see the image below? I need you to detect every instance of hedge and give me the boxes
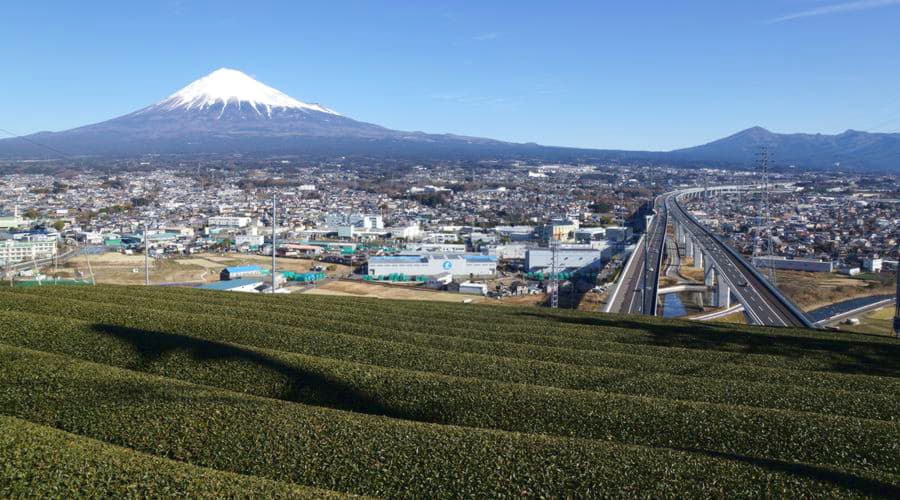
[0,309,898,474]
[2,290,898,400]
[15,286,900,379]
[0,415,349,498]
[2,344,898,498]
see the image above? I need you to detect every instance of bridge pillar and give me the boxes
[716,280,731,309]
[692,241,703,269]
[685,235,694,261]
[703,258,715,287]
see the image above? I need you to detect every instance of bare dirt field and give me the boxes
[302,280,491,304]
[775,270,894,311]
[52,252,350,285]
[678,257,705,282]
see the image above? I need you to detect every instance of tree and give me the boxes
[51,220,66,231]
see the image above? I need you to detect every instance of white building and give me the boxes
[536,219,580,243]
[525,245,612,273]
[368,254,497,278]
[459,281,488,296]
[863,258,883,273]
[208,216,251,228]
[0,235,58,264]
[391,223,421,240]
[752,256,834,273]
[487,243,528,260]
[235,234,265,247]
[349,214,384,230]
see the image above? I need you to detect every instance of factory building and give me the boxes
[751,256,834,273]
[367,254,497,278]
[525,244,613,273]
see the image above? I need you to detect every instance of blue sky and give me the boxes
[3,1,899,151]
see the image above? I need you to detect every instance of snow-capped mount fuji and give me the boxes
[4,69,897,170]
[0,68,514,158]
[146,68,340,117]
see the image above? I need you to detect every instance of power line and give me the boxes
[0,127,70,158]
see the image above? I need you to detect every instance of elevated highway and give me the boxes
[669,187,814,328]
[605,184,814,328]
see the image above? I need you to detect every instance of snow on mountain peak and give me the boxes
[154,68,339,116]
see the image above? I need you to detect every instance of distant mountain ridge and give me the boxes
[0,69,898,171]
[670,126,900,170]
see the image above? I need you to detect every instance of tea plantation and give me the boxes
[1,285,898,498]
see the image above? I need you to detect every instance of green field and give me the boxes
[1,285,899,497]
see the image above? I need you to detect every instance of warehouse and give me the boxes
[751,256,833,273]
[220,265,265,280]
[367,254,497,279]
[525,245,612,273]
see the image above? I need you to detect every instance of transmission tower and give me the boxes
[756,147,777,284]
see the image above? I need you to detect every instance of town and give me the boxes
[1,159,896,328]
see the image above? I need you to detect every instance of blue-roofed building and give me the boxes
[198,278,265,293]
[220,265,265,281]
[367,254,497,279]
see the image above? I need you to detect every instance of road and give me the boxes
[667,191,812,328]
[808,295,895,326]
[606,195,668,315]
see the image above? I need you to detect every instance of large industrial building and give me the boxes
[751,256,834,273]
[525,244,613,273]
[367,254,497,278]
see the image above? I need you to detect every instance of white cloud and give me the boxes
[767,0,900,23]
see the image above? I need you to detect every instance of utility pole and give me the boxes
[550,239,559,308]
[144,224,150,286]
[83,242,95,286]
[271,193,277,294]
[894,249,900,338]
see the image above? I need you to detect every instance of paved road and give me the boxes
[607,195,668,316]
[667,192,811,328]
[809,294,895,325]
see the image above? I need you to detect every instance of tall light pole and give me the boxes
[271,193,277,294]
